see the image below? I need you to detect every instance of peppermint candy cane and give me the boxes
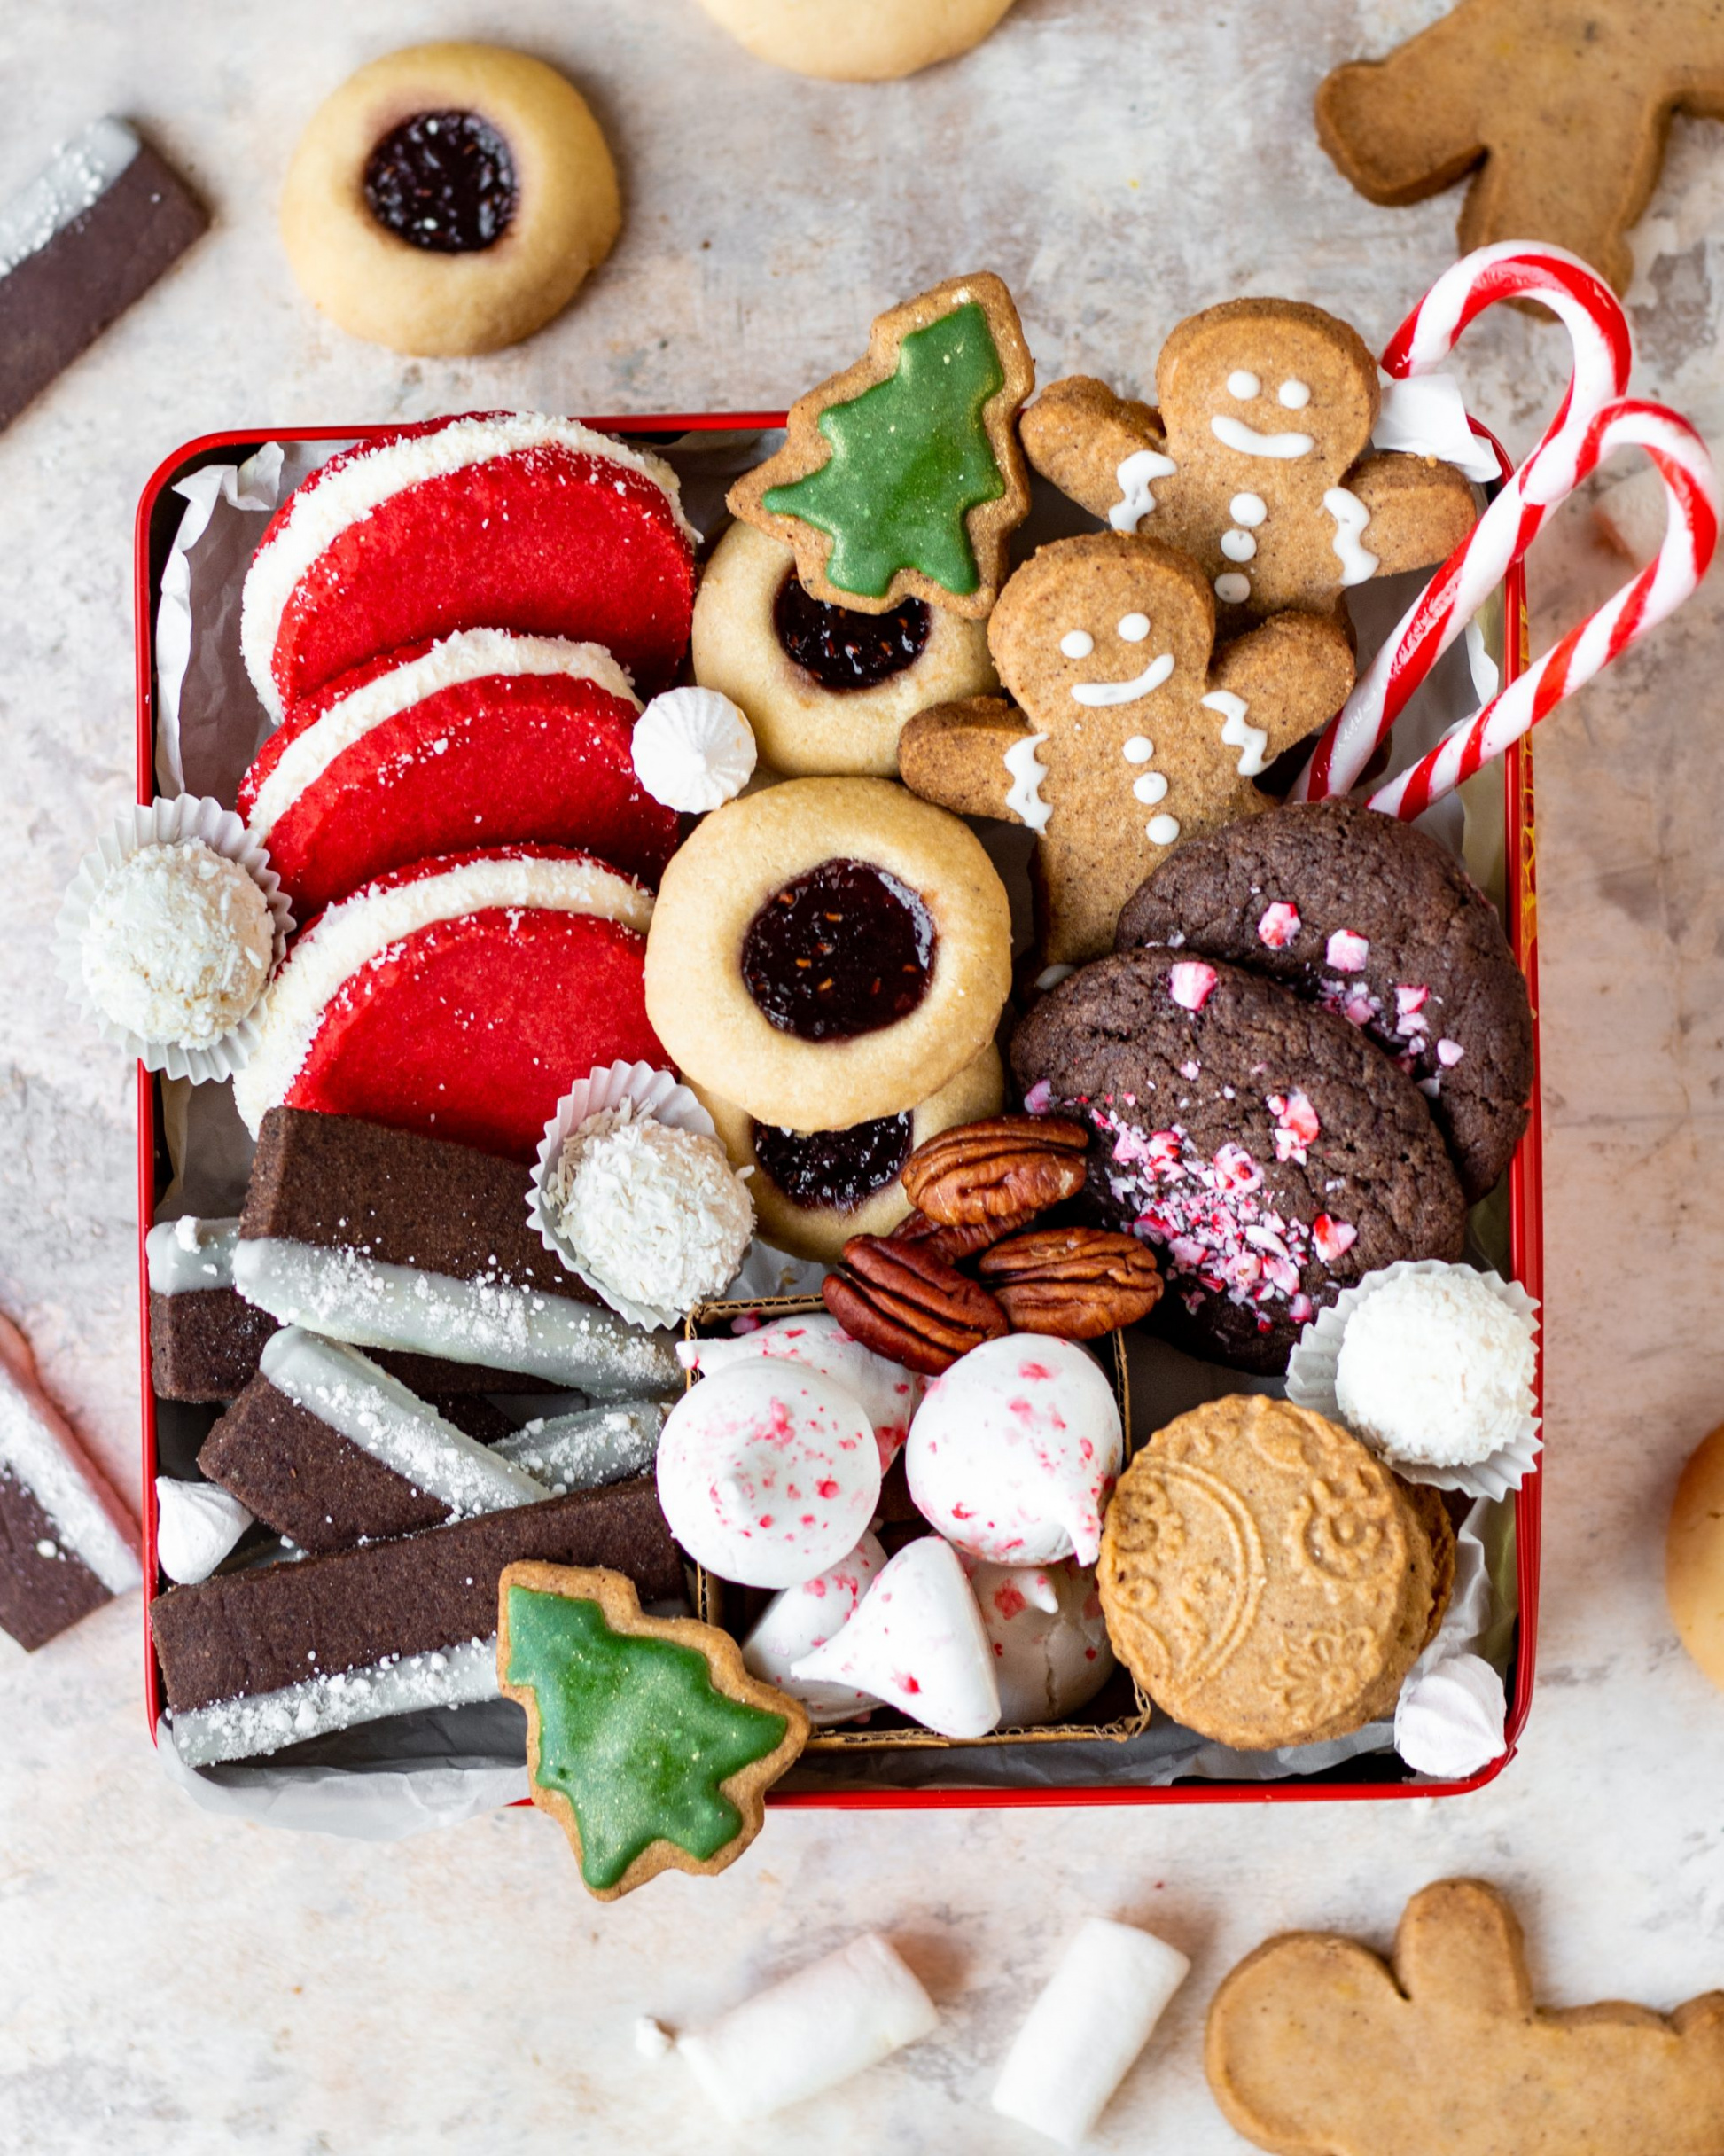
[1368,402,1718,821]
[1294,243,1634,802]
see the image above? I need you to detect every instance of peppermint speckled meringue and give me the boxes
[742,1530,886,1725]
[792,1536,1000,1739]
[908,1335,1123,1566]
[964,1556,1114,1727]
[631,685,757,811]
[656,1361,881,1588]
[679,1312,923,1472]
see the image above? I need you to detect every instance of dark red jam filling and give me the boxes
[363,111,518,254]
[752,1113,914,1210]
[773,572,932,691]
[741,859,936,1042]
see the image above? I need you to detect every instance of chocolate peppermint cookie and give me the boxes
[1114,799,1532,1203]
[1010,948,1466,1371]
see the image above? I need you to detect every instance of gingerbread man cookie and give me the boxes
[1317,1,1724,298]
[899,533,1354,964]
[728,272,1034,619]
[1207,1877,1724,2156]
[1019,298,1477,626]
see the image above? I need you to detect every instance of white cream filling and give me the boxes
[0,117,138,277]
[231,1238,683,1396]
[230,853,654,1133]
[260,1328,546,1517]
[239,416,698,717]
[246,632,640,840]
[168,1635,499,1767]
[494,1403,667,1495]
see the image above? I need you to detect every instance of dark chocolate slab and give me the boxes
[0,1465,112,1651]
[151,1480,683,1711]
[1,137,207,433]
[241,1108,590,1300]
[198,1376,451,1554]
[147,1283,553,1402]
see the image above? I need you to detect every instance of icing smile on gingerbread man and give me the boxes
[1064,615,1175,706]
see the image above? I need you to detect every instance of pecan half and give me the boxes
[979,1227,1163,1339]
[888,1204,1036,1264]
[822,1235,1010,1375]
[901,1115,1089,1227]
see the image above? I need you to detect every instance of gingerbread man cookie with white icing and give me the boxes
[1019,298,1478,627]
[899,533,1354,964]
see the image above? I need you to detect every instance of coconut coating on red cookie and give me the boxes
[1113,799,1532,1203]
[1010,949,1466,1372]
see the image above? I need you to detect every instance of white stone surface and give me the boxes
[4,1,1724,2148]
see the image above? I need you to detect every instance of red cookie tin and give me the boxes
[133,416,1541,1810]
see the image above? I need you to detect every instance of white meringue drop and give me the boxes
[632,685,757,811]
[792,1537,1000,1738]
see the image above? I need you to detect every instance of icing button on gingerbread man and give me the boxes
[1019,297,1478,624]
[899,533,1354,965]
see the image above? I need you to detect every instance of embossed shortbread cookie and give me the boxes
[1097,1394,1437,1749]
[1019,299,1477,625]
[1206,1878,1724,2156]
[899,533,1354,964]
[729,272,1034,618]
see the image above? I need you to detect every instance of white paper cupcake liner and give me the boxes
[53,795,293,1085]
[1285,1260,1541,1500]
[529,1061,729,1330]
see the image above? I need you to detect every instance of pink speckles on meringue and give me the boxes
[907,1335,1123,1566]
[657,1362,881,1588]
[1326,928,1369,973]
[791,1538,1000,1738]
[1257,900,1301,949]
[1167,959,1219,1012]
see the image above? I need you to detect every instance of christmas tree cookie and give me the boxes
[498,1563,809,1899]
[729,272,1034,619]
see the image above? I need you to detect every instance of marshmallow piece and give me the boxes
[1394,1652,1508,1779]
[680,1312,922,1472]
[908,1335,1123,1566]
[676,1933,939,2124]
[966,1557,1114,1727]
[792,1536,1000,1738]
[153,1478,252,1585]
[656,1362,881,1588]
[743,1531,886,1724]
[992,1918,1191,2147]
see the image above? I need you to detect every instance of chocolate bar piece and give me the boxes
[232,1110,681,1395]
[151,1478,683,1764]
[0,1311,140,1650]
[198,1330,546,1554]
[0,119,207,433]
[145,1215,554,1402]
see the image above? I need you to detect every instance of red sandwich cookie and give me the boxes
[238,412,699,718]
[231,844,662,1160]
[239,629,681,917]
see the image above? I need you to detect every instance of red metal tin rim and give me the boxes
[133,415,1541,1808]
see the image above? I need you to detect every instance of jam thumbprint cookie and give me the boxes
[280,43,621,355]
[644,777,1011,1133]
[690,520,997,777]
[690,1044,1003,1262]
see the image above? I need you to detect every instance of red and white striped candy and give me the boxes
[1294,243,1634,804]
[1368,401,1719,820]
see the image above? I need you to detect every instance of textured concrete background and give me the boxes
[3,2,1723,2149]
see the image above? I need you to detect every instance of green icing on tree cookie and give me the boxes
[504,1584,788,1892]
[763,301,1008,600]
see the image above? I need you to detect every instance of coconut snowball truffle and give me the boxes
[1334,1265,1535,1468]
[545,1101,753,1319]
[81,840,273,1048]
